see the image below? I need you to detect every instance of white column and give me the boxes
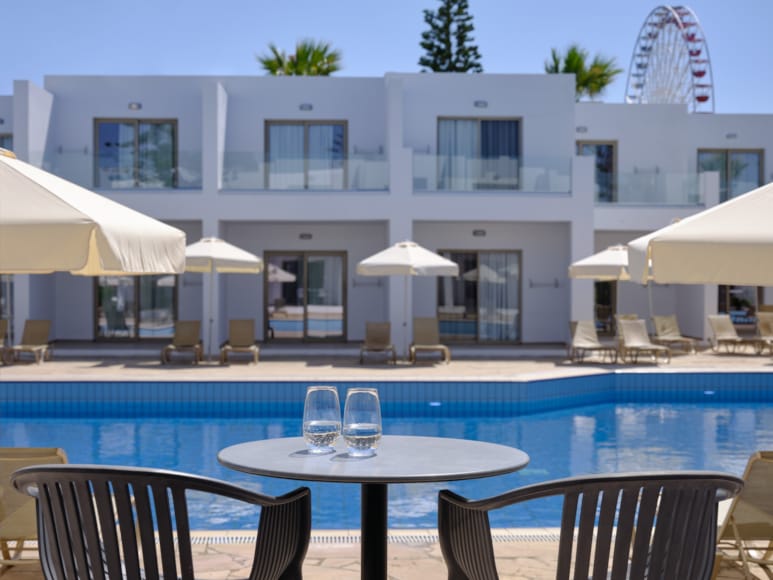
[569,155,596,327]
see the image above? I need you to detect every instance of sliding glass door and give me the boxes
[95,275,176,339]
[437,251,521,342]
[265,252,346,341]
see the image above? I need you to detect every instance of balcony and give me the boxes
[412,153,572,193]
[41,149,203,190]
[222,152,388,191]
[596,171,702,205]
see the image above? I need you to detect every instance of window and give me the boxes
[0,135,12,151]
[266,121,346,190]
[698,149,762,202]
[95,120,177,189]
[438,118,519,190]
[718,285,761,327]
[437,251,521,342]
[95,275,177,339]
[577,142,616,202]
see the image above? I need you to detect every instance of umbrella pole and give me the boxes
[647,283,654,320]
[208,270,214,362]
[403,276,409,360]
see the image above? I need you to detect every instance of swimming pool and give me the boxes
[2,372,772,530]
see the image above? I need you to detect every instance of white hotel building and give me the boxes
[1,73,771,355]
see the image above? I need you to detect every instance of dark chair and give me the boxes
[438,471,743,580]
[12,465,311,580]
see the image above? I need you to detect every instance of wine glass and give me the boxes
[342,388,382,457]
[302,385,341,454]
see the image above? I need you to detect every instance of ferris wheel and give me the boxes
[625,5,714,113]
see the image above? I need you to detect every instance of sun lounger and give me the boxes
[0,319,7,364]
[219,319,260,364]
[409,317,450,364]
[618,318,671,364]
[708,314,765,355]
[360,322,397,364]
[6,320,52,364]
[652,314,698,353]
[713,451,773,578]
[567,320,617,363]
[0,447,68,571]
[756,312,773,355]
[161,320,203,364]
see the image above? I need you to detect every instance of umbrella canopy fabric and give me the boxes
[267,263,296,283]
[185,237,263,274]
[356,241,459,277]
[568,245,631,282]
[0,150,185,275]
[462,264,506,284]
[628,182,773,286]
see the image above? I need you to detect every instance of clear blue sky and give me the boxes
[5,0,772,114]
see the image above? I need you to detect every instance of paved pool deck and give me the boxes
[1,346,771,578]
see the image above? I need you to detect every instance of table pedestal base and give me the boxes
[361,482,387,580]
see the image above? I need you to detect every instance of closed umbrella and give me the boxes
[628,182,773,286]
[357,241,459,355]
[185,237,263,358]
[0,149,185,275]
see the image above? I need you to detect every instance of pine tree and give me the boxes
[419,0,483,73]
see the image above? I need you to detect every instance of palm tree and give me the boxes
[545,44,622,101]
[258,40,342,76]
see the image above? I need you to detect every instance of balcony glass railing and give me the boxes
[412,153,572,193]
[598,171,702,205]
[222,152,389,191]
[40,150,203,189]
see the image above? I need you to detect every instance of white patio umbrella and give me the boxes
[568,245,631,282]
[0,149,185,276]
[569,245,654,318]
[185,237,264,358]
[628,182,773,286]
[357,240,459,354]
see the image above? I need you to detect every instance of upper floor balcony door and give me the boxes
[95,119,177,189]
[266,121,346,190]
[437,118,520,191]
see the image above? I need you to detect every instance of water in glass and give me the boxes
[303,386,341,454]
[343,388,382,457]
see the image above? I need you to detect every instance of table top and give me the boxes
[218,435,529,484]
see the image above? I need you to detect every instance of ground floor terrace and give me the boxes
[1,350,771,579]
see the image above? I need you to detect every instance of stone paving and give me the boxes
[1,346,771,578]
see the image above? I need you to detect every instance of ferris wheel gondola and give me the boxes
[625,5,715,113]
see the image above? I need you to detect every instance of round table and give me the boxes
[218,435,529,580]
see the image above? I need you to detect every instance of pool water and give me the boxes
[3,401,772,530]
